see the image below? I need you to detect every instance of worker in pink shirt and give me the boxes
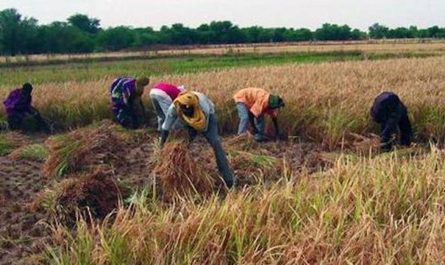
[149,82,185,131]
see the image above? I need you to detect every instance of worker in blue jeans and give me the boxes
[233,88,285,142]
[160,91,235,188]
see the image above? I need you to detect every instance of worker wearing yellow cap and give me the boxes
[160,90,235,188]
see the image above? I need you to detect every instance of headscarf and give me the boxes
[173,91,206,131]
[22,83,33,95]
[269,94,285,109]
[135,77,150,96]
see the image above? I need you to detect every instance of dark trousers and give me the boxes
[7,108,50,132]
[115,106,140,129]
[373,103,412,151]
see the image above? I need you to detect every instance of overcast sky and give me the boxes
[1,0,444,30]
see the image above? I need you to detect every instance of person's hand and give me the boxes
[159,130,169,148]
[276,132,289,141]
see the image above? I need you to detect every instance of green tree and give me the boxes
[160,23,198,45]
[0,8,39,55]
[351,29,367,40]
[430,26,440,37]
[97,26,135,51]
[68,14,100,34]
[208,21,245,44]
[284,28,313,41]
[315,23,352,41]
[133,27,160,48]
[38,22,95,53]
[369,23,389,39]
[388,27,413,38]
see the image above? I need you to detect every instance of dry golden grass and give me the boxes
[162,39,445,56]
[32,166,128,227]
[2,56,445,148]
[12,46,445,264]
[153,141,217,201]
[161,55,445,147]
[48,146,445,264]
[43,122,127,178]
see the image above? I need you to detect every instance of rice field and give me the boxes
[2,55,445,147]
[2,47,445,264]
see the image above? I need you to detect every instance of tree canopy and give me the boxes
[1,8,445,55]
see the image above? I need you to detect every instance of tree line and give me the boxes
[1,8,445,55]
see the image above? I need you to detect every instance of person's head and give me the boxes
[269,94,285,109]
[180,104,194,117]
[135,76,150,96]
[176,91,199,117]
[22,83,33,95]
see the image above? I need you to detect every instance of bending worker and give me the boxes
[149,82,185,131]
[233,87,284,141]
[3,83,51,133]
[160,90,235,188]
[371,91,413,152]
[110,76,150,129]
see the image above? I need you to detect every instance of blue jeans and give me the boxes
[188,113,235,188]
[236,103,266,141]
[150,93,172,131]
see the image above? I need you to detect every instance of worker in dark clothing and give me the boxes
[3,83,51,133]
[370,92,412,152]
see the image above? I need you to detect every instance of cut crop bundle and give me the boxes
[153,141,216,201]
[54,167,128,226]
[43,121,127,177]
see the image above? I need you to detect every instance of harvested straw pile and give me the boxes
[347,133,381,154]
[225,136,331,181]
[229,150,283,186]
[54,167,128,225]
[223,135,284,185]
[223,134,263,153]
[43,122,127,177]
[154,141,216,201]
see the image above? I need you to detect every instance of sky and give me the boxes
[1,0,444,30]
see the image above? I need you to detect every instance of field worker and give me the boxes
[371,91,413,152]
[159,90,235,189]
[110,76,150,129]
[233,87,285,142]
[149,82,185,131]
[3,83,51,133]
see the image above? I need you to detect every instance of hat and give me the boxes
[22,83,33,94]
[269,95,284,109]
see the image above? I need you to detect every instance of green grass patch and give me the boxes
[11,143,48,161]
[44,134,84,177]
[0,134,15,156]
[1,51,440,87]
[0,51,363,86]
